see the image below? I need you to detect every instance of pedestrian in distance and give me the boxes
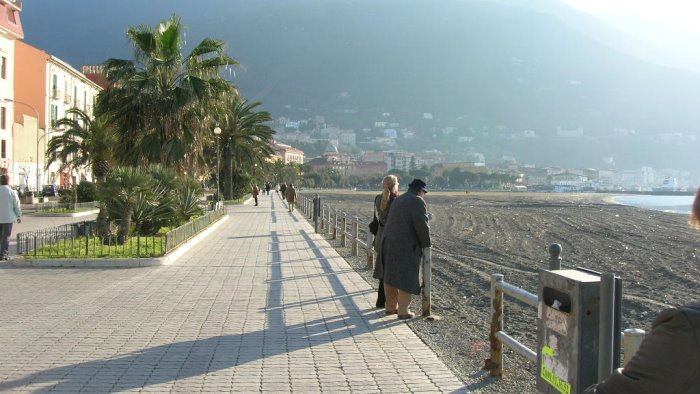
[265,182,271,195]
[0,175,22,260]
[381,178,431,319]
[372,175,400,310]
[252,184,260,206]
[280,183,287,197]
[584,187,700,394]
[285,183,297,212]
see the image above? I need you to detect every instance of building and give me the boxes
[385,151,415,172]
[13,41,101,190]
[0,0,24,184]
[271,141,305,164]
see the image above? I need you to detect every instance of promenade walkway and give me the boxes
[0,193,465,393]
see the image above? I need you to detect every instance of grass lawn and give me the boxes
[27,235,166,259]
[41,207,98,214]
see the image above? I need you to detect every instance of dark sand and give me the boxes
[304,191,699,392]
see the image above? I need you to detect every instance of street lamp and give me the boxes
[3,99,41,192]
[213,127,222,202]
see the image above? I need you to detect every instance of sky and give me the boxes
[562,0,700,34]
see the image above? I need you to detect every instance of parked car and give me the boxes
[41,184,59,197]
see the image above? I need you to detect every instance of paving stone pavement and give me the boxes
[0,193,466,393]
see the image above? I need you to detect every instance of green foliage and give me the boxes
[99,165,204,239]
[77,181,98,203]
[58,188,74,204]
[31,235,166,258]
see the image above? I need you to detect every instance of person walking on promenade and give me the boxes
[280,183,287,198]
[372,175,399,310]
[265,182,271,195]
[585,187,700,394]
[0,175,22,260]
[252,184,260,206]
[285,183,297,212]
[381,179,431,319]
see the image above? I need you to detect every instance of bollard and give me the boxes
[489,273,505,377]
[352,218,359,256]
[622,328,646,367]
[549,243,562,270]
[341,214,347,247]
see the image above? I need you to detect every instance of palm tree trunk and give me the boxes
[97,202,112,244]
[118,207,132,244]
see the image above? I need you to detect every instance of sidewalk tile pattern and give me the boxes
[0,194,466,393]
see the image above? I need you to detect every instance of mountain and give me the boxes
[20,0,700,172]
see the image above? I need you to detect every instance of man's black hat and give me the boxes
[408,179,428,193]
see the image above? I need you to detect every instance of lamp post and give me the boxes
[213,127,222,202]
[3,99,41,192]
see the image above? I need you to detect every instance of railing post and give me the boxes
[313,195,320,233]
[340,213,347,247]
[622,328,646,367]
[332,209,338,240]
[599,273,616,382]
[489,273,505,377]
[549,243,562,270]
[351,217,358,256]
[327,206,332,233]
[421,247,432,317]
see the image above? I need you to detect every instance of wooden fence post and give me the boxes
[352,217,358,256]
[489,273,505,377]
[340,213,347,247]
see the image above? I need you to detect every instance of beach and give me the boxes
[306,191,700,392]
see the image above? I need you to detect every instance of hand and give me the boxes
[16,218,21,223]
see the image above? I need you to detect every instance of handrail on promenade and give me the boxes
[297,193,434,318]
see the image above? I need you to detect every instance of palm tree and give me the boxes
[100,167,153,244]
[47,108,116,184]
[47,108,117,240]
[96,15,238,172]
[220,98,275,200]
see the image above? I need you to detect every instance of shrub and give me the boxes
[77,181,98,202]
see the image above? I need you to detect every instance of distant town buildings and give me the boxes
[271,141,305,164]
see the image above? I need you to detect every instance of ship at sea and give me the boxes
[656,177,679,192]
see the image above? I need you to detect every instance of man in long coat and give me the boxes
[381,179,431,319]
[284,183,297,212]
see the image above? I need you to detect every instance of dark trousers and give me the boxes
[254,196,258,206]
[376,279,386,308]
[0,222,13,258]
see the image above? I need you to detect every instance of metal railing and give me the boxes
[33,201,99,213]
[487,246,646,381]
[16,206,226,258]
[297,194,435,317]
[165,206,226,253]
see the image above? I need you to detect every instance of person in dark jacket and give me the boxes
[372,175,399,310]
[381,178,431,319]
[585,188,700,394]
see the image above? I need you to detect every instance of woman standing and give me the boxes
[372,175,399,310]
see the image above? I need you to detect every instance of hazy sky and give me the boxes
[562,0,700,34]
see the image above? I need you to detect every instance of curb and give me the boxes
[11,214,230,268]
[32,209,100,218]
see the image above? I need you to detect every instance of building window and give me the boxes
[1,140,5,159]
[0,107,5,130]
[51,105,58,127]
[1,56,6,79]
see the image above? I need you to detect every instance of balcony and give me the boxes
[51,90,62,100]
[5,0,22,11]
[76,99,83,109]
[63,93,72,105]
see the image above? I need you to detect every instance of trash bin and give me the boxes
[537,269,601,394]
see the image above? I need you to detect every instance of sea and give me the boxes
[613,195,695,214]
